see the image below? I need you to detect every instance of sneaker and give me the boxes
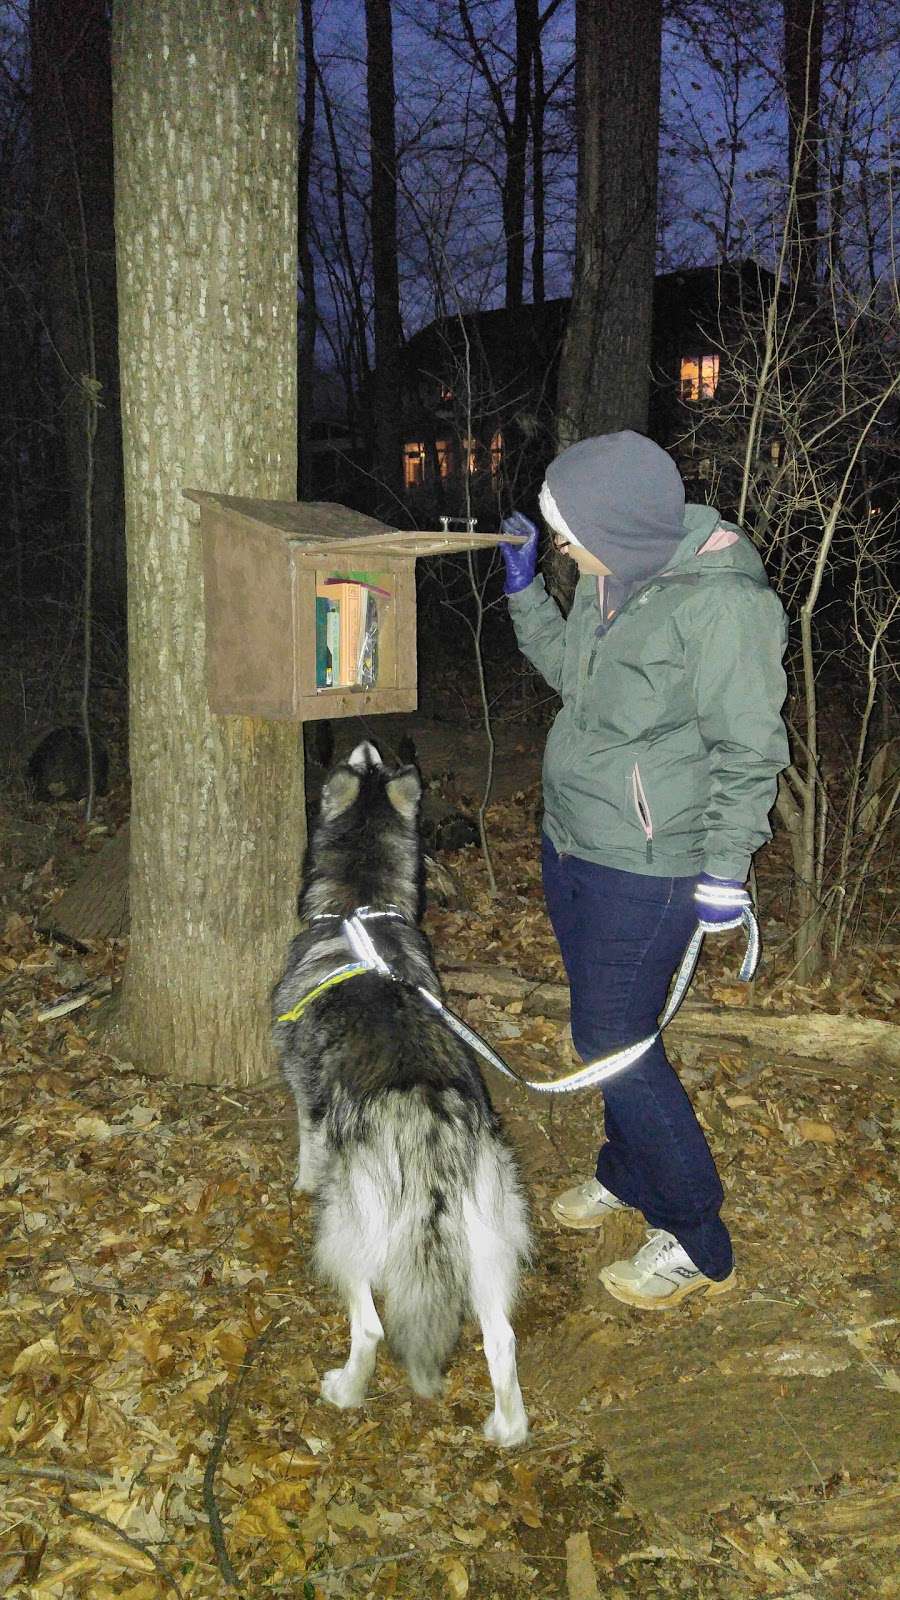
[599,1228,736,1310]
[551,1176,629,1230]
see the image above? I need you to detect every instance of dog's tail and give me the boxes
[381,1258,465,1398]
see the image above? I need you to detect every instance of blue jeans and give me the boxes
[541,834,733,1279]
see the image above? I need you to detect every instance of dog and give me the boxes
[272,741,530,1446]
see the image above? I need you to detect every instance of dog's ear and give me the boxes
[348,740,382,772]
[386,767,421,821]
[320,768,360,820]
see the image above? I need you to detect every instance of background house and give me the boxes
[391,261,775,522]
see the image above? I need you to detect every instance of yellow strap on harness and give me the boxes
[277,962,371,1024]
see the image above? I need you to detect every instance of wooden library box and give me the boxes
[185,490,523,722]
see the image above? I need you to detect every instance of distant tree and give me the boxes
[783,0,824,294]
[107,0,303,1086]
[298,0,318,496]
[660,0,778,266]
[365,0,404,503]
[0,9,35,610]
[313,68,372,449]
[453,0,568,310]
[555,0,663,447]
[30,0,125,618]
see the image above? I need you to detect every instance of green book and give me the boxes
[315,597,337,688]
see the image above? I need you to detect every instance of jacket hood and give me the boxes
[543,431,686,589]
[667,504,771,585]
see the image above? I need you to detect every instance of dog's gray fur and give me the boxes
[272,741,530,1446]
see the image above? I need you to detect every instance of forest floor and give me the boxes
[0,696,897,1599]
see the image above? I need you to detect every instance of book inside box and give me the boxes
[314,570,394,692]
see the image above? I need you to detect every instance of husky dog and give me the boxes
[272,741,530,1446]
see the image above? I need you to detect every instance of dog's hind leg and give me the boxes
[293,1112,327,1194]
[475,1295,528,1448]
[320,1281,383,1409]
[466,1186,529,1446]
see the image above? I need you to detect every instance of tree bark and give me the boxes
[555,0,662,448]
[108,0,304,1086]
[365,0,404,505]
[30,0,126,621]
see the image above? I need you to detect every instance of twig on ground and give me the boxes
[60,1494,185,1598]
[0,1456,115,1490]
[203,1316,286,1593]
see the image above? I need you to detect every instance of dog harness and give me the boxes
[277,905,760,1095]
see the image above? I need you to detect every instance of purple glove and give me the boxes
[695,874,751,932]
[499,512,539,594]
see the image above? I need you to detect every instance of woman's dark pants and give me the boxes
[541,834,733,1279]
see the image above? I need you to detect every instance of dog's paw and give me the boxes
[320,1367,366,1409]
[483,1408,529,1448]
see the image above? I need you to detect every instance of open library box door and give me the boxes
[185,491,524,722]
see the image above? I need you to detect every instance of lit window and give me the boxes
[490,430,503,482]
[680,353,719,401]
[403,441,426,489]
[462,436,480,475]
[435,439,454,479]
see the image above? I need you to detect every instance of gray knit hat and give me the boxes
[543,431,686,599]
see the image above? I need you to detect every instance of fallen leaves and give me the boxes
[795,1117,838,1143]
[0,783,898,1597]
[565,1529,601,1599]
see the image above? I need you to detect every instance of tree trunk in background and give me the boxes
[108,0,303,1086]
[527,0,546,305]
[457,0,533,309]
[556,0,662,447]
[298,0,318,496]
[365,0,404,507]
[504,0,534,309]
[30,0,125,622]
[550,0,662,606]
[318,71,372,449]
[784,0,823,296]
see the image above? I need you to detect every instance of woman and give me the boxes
[500,431,788,1309]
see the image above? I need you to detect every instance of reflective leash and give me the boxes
[278,906,760,1095]
[413,908,759,1094]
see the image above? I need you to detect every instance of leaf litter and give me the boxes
[0,771,897,1599]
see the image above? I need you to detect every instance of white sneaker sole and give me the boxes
[550,1198,620,1230]
[599,1266,737,1310]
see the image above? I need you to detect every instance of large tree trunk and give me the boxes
[30,0,126,622]
[555,0,662,448]
[108,0,304,1086]
[365,0,404,505]
[784,0,824,297]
